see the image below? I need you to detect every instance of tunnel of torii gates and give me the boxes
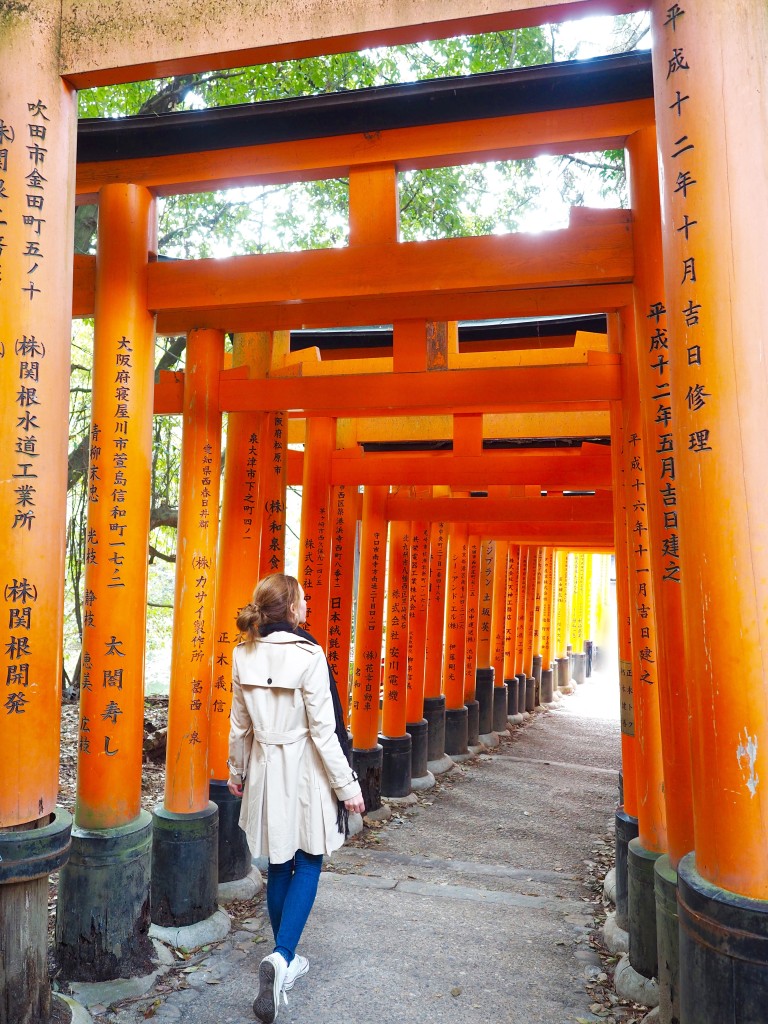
[0,1,767,1023]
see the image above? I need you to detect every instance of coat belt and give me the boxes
[252,727,309,746]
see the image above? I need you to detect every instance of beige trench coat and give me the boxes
[227,632,361,864]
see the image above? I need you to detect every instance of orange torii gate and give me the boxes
[1,3,767,1024]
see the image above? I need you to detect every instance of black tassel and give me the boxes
[336,800,350,837]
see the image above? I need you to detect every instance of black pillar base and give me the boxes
[444,705,468,756]
[464,700,480,746]
[405,719,429,779]
[380,733,412,798]
[55,810,154,982]
[525,676,536,713]
[532,655,542,706]
[540,668,554,704]
[151,802,219,927]
[655,854,681,1024]
[475,668,494,734]
[515,673,526,714]
[556,656,571,692]
[423,695,447,762]
[573,650,587,684]
[505,678,518,717]
[585,639,593,677]
[209,779,251,883]
[0,809,72,1023]
[492,684,508,733]
[352,745,383,813]
[615,806,639,931]
[628,837,661,979]
[679,851,768,1024]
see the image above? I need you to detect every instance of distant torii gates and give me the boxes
[1,3,767,1024]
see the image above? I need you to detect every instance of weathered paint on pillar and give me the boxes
[443,523,468,710]
[490,540,508,688]
[423,519,448,698]
[257,407,288,579]
[533,546,546,658]
[328,484,358,723]
[651,0,768,893]
[627,126,695,868]
[299,417,334,645]
[406,517,429,721]
[503,544,521,681]
[541,548,555,671]
[164,329,222,813]
[476,538,494,670]
[0,3,76,827]
[351,485,386,751]
[209,332,271,780]
[381,520,409,738]
[75,184,156,830]
[554,550,568,660]
[463,533,481,701]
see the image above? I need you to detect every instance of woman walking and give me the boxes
[227,573,365,1023]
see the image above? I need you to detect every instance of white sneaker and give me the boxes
[253,952,288,1023]
[283,954,309,992]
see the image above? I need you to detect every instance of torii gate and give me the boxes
[1,3,767,1024]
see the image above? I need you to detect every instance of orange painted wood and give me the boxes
[382,521,410,737]
[476,539,495,671]
[553,550,568,661]
[328,484,358,723]
[515,547,529,676]
[75,100,653,199]
[351,486,387,750]
[442,524,468,710]
[220,364,621,418]
[73,252,95,317]
[385,495,613,524]
[522,545,539,676]
[331,451,613,489]
[453,413,484,458]
[349,164,398,248]
[503,545,521,681]
[463,534,481,702]
[257,411,289,578]
[627,126,694,868]
[75,185,156,830]
[146,222,633,323]
[0,67,77,826]
[532,547,546,659]
[209,347,270,781]
[164,329,223,813]
[406,518,430,722]
[299,417,335,645]
[490,541,509,690]
[423,519,448,699]
[540,549,556,671]
[393,320,428,374]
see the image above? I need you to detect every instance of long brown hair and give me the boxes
[236,573,301,640]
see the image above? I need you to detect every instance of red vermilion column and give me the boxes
[209,332,270,780]
[406,516,430,780]
[0,11,76,1016]
[650,5,768,1012]
[489,540,509,733]
[299,417,334,645]
[515,546,530,708]
[504,544,521,718]
[476,538,496,738]
[522,545,539,677]
[531,546,546,698]
[628,127,695,872]
[257,410,288,578]
[540,548,556,702]
[152,329,222,927]
[328,484,358,723]
[463,533,482,745]
[209,332,270,886]
[351,485,386,808]
[443,523,468,757]
[423,518,450,768]
[56,184,157,980]
[380,519,411,797]
[382,521,410,739]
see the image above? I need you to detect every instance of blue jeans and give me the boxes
[266,850,323,965]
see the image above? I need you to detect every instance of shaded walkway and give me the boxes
[101,672,622,1024]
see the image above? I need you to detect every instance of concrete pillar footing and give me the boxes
[149,907,231,951]
[614,953,660,1008]
[410,771,436,792]
[602,910,629,955]
[54,994,93,1023]
[478,731,500,748]
[217,865,263,904]
[426,753,455,775]
[65,939,175,1010]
